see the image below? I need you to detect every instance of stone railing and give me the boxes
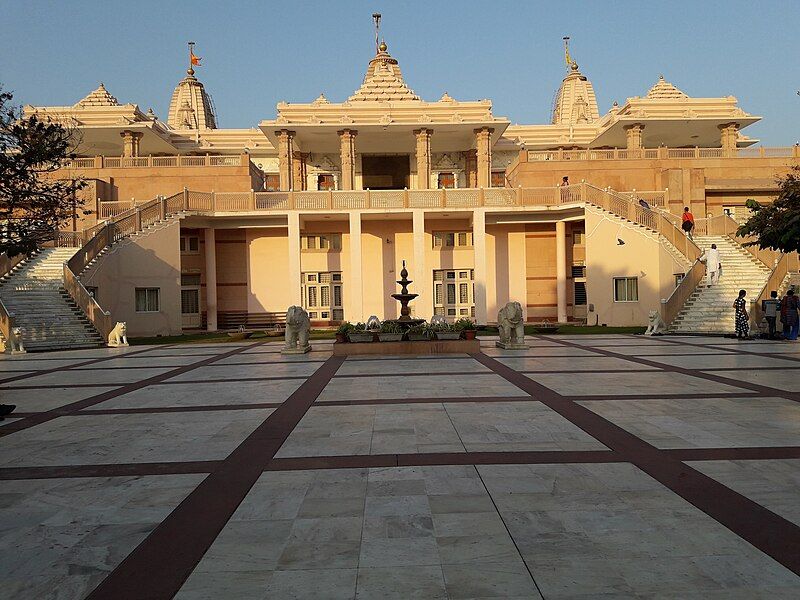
[63,154,246,170]
[662,260,706,326]
[526,146,800,162]
[751,252,800,329]
[694,214,781,269]
[0,252,27,346]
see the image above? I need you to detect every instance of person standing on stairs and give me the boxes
[700,243,721,287]
[733,289,750,340]
[681,206,695,239]
[780,288,799,341]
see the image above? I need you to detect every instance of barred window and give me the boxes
[135,288,160,312]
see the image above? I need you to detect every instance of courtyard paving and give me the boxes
[0,334,799,599]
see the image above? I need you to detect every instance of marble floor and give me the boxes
[1,335,799,599]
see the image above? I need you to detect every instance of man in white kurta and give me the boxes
[700,243,721,287]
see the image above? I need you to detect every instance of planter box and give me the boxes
[435,332,461,340]
[227,331,253,340]
[348,333,374,343]
[407,334,429,341]
[378,333,404,342]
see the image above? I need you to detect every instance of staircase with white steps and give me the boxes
[0,248,105,352]
[670,235,771,334]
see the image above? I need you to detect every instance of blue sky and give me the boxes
[2,1,798,145]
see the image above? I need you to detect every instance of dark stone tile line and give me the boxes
[3,447,800,481]
[83,354,346,600]
[6,392,763,419]
[540,336,800,404]
[631,334,800,363]
[0,344,178,385]
[473,350,800,577]
[0,342,270,438]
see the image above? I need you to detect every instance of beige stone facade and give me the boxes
[24,37,799,336]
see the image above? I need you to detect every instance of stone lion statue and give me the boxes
[497,301,525,348]
[283,305,311,353]
[108,322,129,347]
[366,315,381,331]
[644,310,666,336]
[3,327,25,354]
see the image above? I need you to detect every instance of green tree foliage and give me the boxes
[0,87,86,256]
[737,165,800,254]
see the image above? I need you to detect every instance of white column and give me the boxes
[473,209,488,325]
[348,212,363,322]
[287,212,302,306]
[204,227,218,331]
[412,210,431,319]
[556,220,567,323]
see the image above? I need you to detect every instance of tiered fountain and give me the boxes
[388,260,425,329]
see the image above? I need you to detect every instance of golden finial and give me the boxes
[379,40,387,53]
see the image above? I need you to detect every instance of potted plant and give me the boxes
[406,324,429,341]
[347,322,373,343]
[454,317,477,340]
[433,322,460,340]
[335,322,353,343]
[378,321,404,342]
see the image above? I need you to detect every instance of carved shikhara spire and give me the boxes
[167,66,216,130]
[551,59,600,125]
[75,83,119,107]
[348,40,421,102]
[646,75,689,100]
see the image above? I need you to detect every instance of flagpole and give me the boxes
[188,41,195,76]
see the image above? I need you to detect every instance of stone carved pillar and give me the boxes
[120,130,143,157]
[719,123,739,156]
[275,129,295,191]
[556,221,567,323]
[624,123,644,151]
[413,128,433,189]
[463,149,478,188]
[474,128,494,188]
[338,129,357,190]
[292,151,308,191]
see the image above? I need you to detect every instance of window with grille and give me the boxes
[432,232,472,248]
[613,277,639,302]
[491,171,505,187]
[179,235,199,254]
[302,234,341,251]
[571,265,586,278]
[573,230,585,245]
[135,288,160,312]
[574,282,587,306]
[302,272,344,321]
[433,269,474,321]
[181,289,199,314]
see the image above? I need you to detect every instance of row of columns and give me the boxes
[202,215,570,330]
[273,127,495,192]
[624,122,740,153]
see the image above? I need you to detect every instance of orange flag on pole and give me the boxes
[190,51,201,66]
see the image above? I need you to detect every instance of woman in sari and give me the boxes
[733,289,749,340]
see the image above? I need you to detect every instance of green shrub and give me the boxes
[453,317,476,331]
[379,321,403,334]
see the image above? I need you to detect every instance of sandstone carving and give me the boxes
[496,301,526,349]
[644,310,667,336]
[282,305,311,354]
[3,327,26,354]
[108,322,129,347]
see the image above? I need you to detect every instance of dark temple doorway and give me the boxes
[361,155,410,190]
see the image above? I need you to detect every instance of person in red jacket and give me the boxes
[681,206,695,239]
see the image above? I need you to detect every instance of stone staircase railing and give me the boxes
[0,252,28,346]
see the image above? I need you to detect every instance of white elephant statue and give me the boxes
[496,301,526,349]
[282,305,311,354]
[108,322,129,347]
[644,310,667,336]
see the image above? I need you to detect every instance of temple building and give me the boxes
[10,28,799,349]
